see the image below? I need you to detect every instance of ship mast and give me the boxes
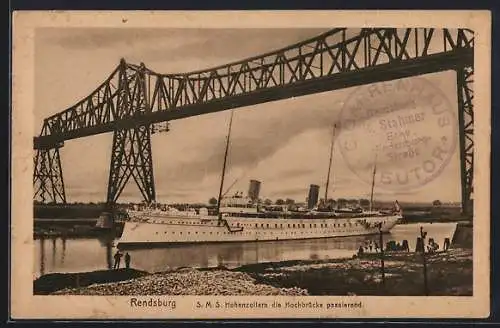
[216,110,235,215]
[369,154,378,212]
[324,124,336,205]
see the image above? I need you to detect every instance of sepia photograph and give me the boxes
[11,11,490,319]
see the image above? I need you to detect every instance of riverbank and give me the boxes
[34,268,148,295]
[238,247,472,296]
[36,247,472,296]
[34,219,124,239]
[400,216,471,224]
[34,204,107,219]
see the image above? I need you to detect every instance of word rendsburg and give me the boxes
[130,298,176,309]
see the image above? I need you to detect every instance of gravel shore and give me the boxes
[52,268,308,296]
[237,248,472,296]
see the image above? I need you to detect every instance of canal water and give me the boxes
[33,222,458,279]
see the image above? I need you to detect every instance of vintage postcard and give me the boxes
[11,10,490,319]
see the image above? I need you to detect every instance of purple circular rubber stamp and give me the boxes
[337,77,457,192]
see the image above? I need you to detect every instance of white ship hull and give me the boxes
[117,212,401,246]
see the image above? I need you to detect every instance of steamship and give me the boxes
[117,113,402,246]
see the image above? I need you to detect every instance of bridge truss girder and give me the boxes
[34,28,474,147]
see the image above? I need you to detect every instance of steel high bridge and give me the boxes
[33,28,474,214]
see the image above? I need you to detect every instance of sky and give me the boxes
[34,28,462,204]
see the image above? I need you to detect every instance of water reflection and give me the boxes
[33,222,458,277]
[34,236,114,278]
[61,238,66,265]
[39,238,45,276]
[119,235,371,273]
[51,239,56,267]
[98,237,114,270]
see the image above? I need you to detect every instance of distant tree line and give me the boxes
[33,198,450,209]
[206,197,372,208]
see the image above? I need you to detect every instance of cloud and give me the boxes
[144,29,330,67]
[38,28,195,50]
[151,91,343,186]
[266,168,316,183]
[38,28,331,76]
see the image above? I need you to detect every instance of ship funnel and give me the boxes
[307,184,320,209]
[248,180,261,202]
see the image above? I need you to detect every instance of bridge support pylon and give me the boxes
[106,125,156,205]
[106,60,156,206]
[456,65,474,217]
[33,146,66,204]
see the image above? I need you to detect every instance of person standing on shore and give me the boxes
[113,250,123,269]
[402,240,409,252]
[443,238,451,251]
[125,252,131,269]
